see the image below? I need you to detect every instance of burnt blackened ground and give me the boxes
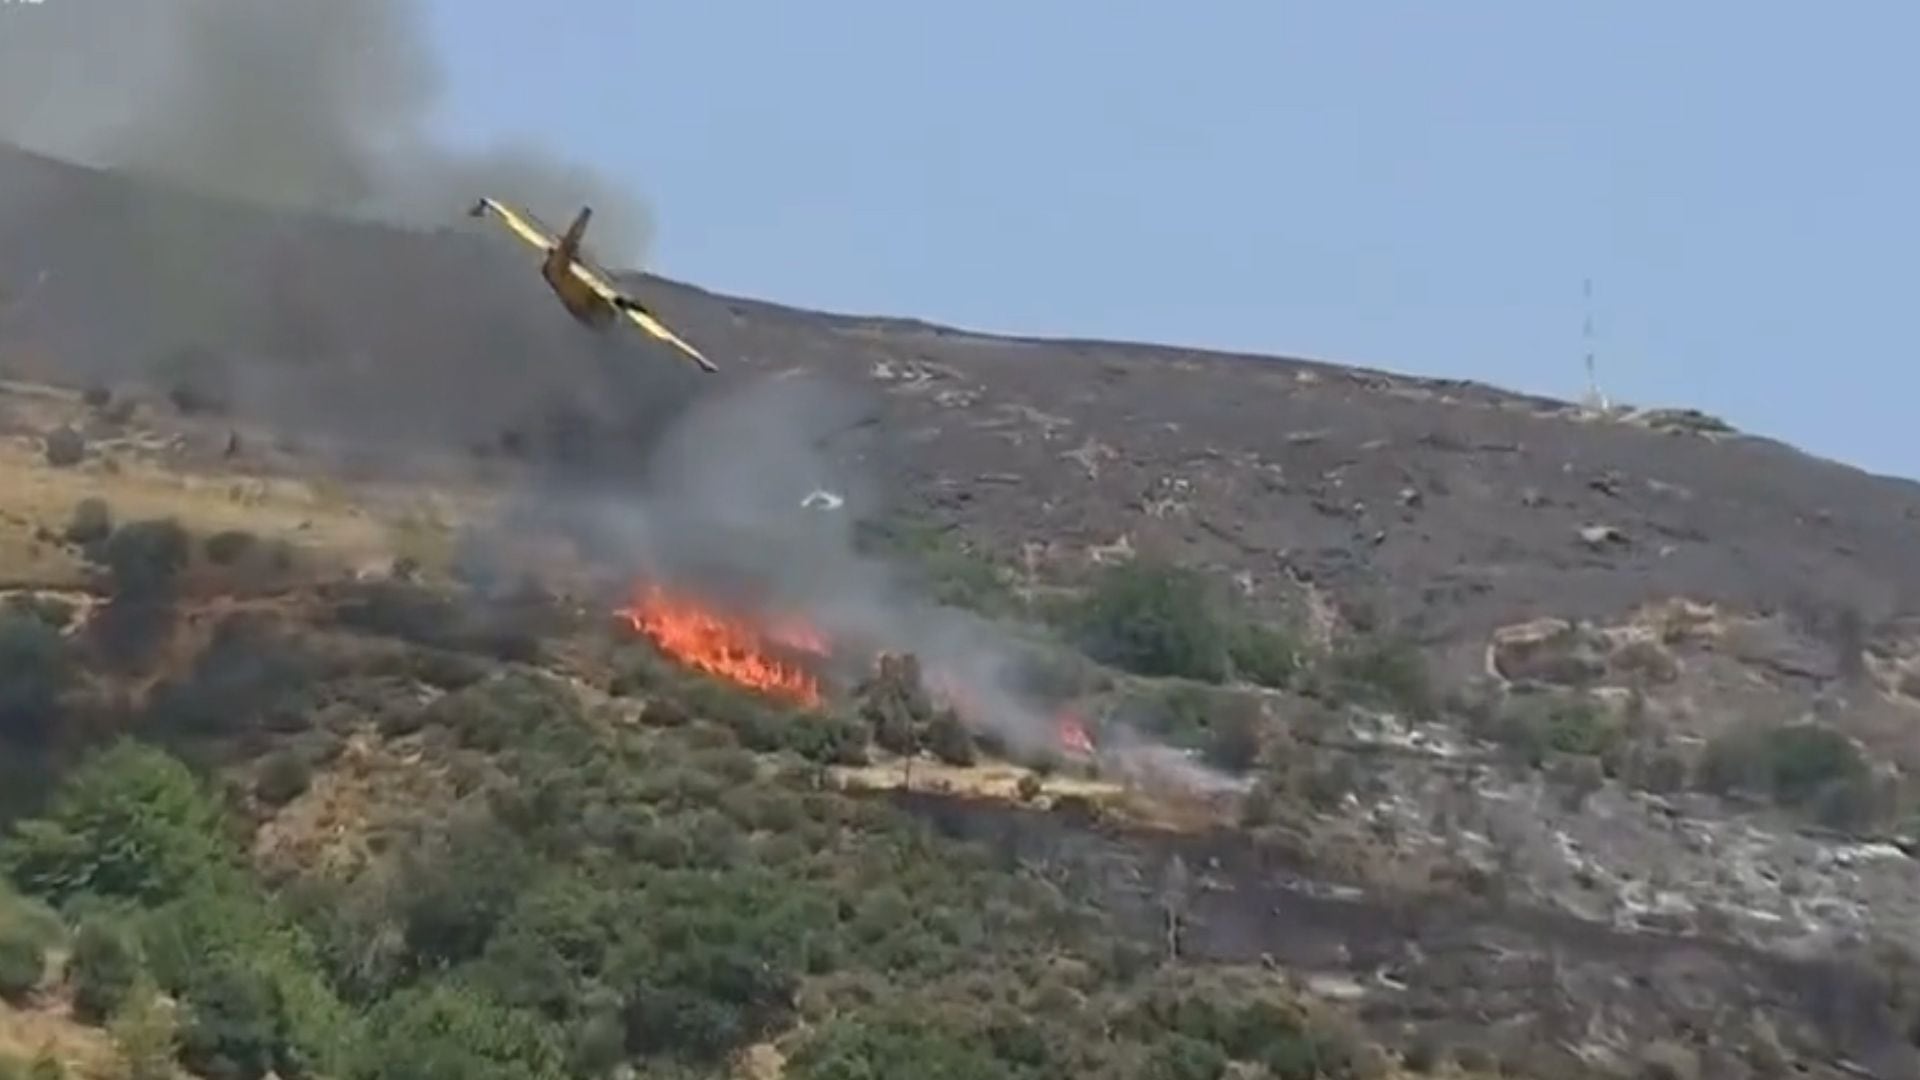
[892,789,1915,1079]
[8,140,1920,660]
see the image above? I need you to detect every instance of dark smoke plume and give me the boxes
[0,0,693,467]
[0,0,650,261]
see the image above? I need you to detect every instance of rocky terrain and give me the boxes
[4,140,1920,1079]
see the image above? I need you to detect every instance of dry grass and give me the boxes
[833,756,1123,803]
[251,728,459,884]
[0,378,506,592]
[0,999,125,1079]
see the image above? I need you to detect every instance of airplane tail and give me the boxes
[557,206,592,261]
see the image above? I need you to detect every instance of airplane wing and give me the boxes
[471,196,717,373]
[568,262,719,374]
[469,197,558,255]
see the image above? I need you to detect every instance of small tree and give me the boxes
[2,741,234,907]
[42,427,84,468]
[64,498,113,548]
[1067,560,1230,682]
[98,520,191,600]
[926,708,977,767]
[176,961,292,1080]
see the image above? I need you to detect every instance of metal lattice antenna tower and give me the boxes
[1581,277,1608,411]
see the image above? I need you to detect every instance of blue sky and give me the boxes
[421,1,1918,480]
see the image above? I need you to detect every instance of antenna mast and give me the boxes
[1581,277,1609,411]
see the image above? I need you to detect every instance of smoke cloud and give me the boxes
[507,372,1065,757]
[0,0,650,261]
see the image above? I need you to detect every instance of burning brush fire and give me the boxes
[618,583,829,708]
[617,582,1100,758]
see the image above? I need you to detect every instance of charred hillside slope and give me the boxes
[5,139,1917,657]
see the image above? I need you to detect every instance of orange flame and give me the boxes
[620,584,825,707]
[1056,707,1096,756]
[931,671,1097,758]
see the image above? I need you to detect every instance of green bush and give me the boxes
[926,709,978,766]
[203,530,260,567]
[0,613,74,745]
[70,918,143,1022]
[0,924,44,1002]
[1475,694,1620,766]
[353,984,565,1080]
[142,618,320,739]
[63,498,113,548]
[784,712,870,766]
[254,751,312,807]
[395,818,531,971]
[1697,721,1872,818]
[787,1012,1009,1080]
[42,426,84,468]
[1324,635,1434,718]
[1148,1035,1230,1080]
[1227,621,1302,690]
[108,986,178,1080]
[2,740,234,906]
[176,958,297,1080]
[1066,561,1231,682]
[98,519,192,599]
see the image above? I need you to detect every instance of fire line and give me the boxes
[618,584,825,707]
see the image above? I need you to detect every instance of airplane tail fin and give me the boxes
[558,206,592,261]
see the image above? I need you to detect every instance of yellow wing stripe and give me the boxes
[473,198,556,253]
[620,303,718,373]
[473,197,717,373]
[567,260,717,373]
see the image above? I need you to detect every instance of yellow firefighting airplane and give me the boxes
[466,198,717,373]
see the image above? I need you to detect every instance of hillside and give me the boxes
[1,141,1919,1080]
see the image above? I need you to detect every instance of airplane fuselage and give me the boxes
[539,254,617,329]
[468,196,716,371]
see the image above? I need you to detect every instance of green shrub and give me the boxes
[42,426,84,468]
[1066,561,1230,682]
[1697,721,1871,814]
[0,613,74,745]
[2,741,234,906]
[787,1012,1008,1080]
[70,918,143,1022]
[203,529,259,567]
[1324,634,1434,718]
[355,984,565,1080]
[108,986,179,1080]
[1148,1035,1230,1080]
[254,751,312,807]
[1227,621,1302,689]
[784,712,869,766]
[175,958,296,1080]
[0,924,44,1002]
[926,709,977,766]
[1476,694,1620,766]
[98,519,191,599]
[63,498,112,548]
